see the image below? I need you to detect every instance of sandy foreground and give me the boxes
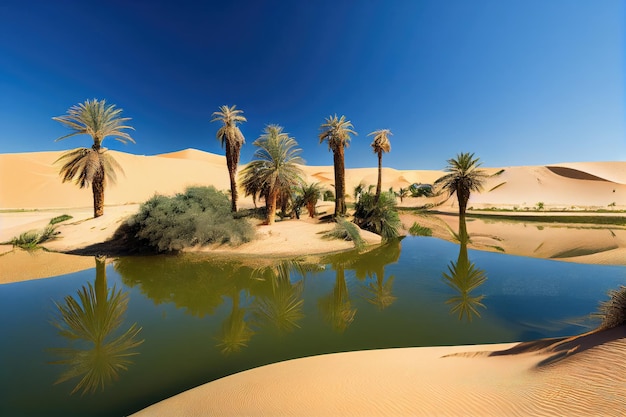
[1,149,625,416]
[133,326,626,417]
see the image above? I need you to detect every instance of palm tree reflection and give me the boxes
[49,256,143,395]
[442,218,487,322]
[252,261,308,333]
[319,264,357,332]
[357,241,401,310]
[217,286,255,355]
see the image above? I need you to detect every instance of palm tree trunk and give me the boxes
[92,169,105,218]
[225,145,238,212]
[457,187,470,218]
[375,151,382,203]
[267,189,278,225]
[333,146,346,217]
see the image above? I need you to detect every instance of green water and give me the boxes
[0,235,624,416]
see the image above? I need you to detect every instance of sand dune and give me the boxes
[132,326,626,417]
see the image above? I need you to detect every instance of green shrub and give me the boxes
[409,222,432,237]
[323,218,366,252]
[353,190,401,242]
[49,214,73,225]
[10,224,59,250]
[126,186,255,253]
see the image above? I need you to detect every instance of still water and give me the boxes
[1,235,624,416]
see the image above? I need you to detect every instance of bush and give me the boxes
[323,218,366,252]
[10,224,59,250]
[126,186,255,253]
[49,214,73,225]
[409,222,432,237]
[595,285,626,330]
[353,191,401,242]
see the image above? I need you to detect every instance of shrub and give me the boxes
[353,190,401,242]
[126,186,255,253]
[10,224,59,250]
[409,222,432,237]
[49,214,73,225]
[323,218,366,252]
[595,285,626,330]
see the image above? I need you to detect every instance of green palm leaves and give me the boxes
[53,99,135,217]
[49,257,143,395]
[435,152,488,217]
[319,114,357,217]
[212,105,247,212]
[239,124,304,225]
[53,99,135,147]
[368,129,392,202]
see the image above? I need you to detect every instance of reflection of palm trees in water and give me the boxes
[252,261,307,333]
[217,287,255,355]
[358,240,401,310]
[442,218,487,322]
[319,265,357,332]
[49,256,143,395]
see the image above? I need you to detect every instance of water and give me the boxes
[1,236,624,416]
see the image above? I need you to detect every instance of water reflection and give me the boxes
[49,256,144,395]
[356,241,401,310]
[442,217,488,322]
[318,264,357,332]
[251,261,307,332]
[217,286,255,355]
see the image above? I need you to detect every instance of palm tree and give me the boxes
[368,129,392,202]
[319,114,357,217]
[53,99,135,218]
[211,105,246,212]
[295,182,323,218]
[434,152,488,218]
[239,125,304,225]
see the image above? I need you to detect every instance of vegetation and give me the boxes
[353,190,401,242]
[49,214,73,225]
[319,114,357,217]
[409,183,434,197]
[8,214,71,249]
[408,222,432,236]
[368,129,392,202]
[434,152,488,218]
[211,105,246,212]
[54,99,135,218]
[294,182,323,218]
[396,187,409,202]
[125,186,255,253]
[594,285,626,330]
[323,218,366,252]
[239,125,304,225]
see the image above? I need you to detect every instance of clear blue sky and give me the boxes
[1,0,624,169]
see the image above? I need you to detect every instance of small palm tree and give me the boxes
[53,99,135,218]
[435,152,488,218]
[368,129,392,202]
[212,105,246,212]
[319,115,357,217]
[295,182,323,218]
[239,125,304,225]
[396,187,409,203]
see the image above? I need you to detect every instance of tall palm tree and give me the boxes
[211,105,246,212]
[319,115,357,217]
[239,125,304,225]
[53,99,135,218]
[368,129,392,202]
[434,152,488,218]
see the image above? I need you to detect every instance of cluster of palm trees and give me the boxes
[54,99,488,227]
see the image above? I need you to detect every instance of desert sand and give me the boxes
[1,149,625,416]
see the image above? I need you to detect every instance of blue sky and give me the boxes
[0,0,624,170]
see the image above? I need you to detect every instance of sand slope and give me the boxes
[133,326,626,417]
[2,149,624,211]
